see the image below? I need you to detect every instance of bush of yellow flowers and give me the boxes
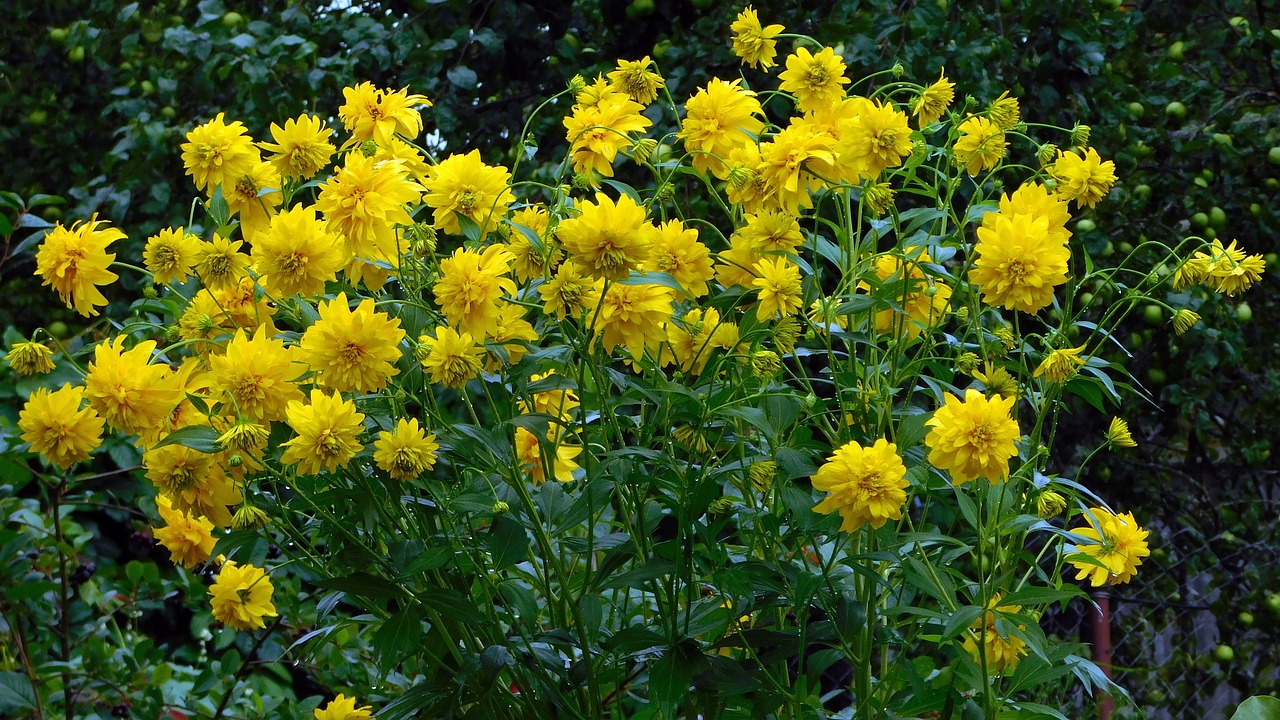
[6,6,1268,719]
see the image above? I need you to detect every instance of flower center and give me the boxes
[456,187,479,212]
[806,63,831,88]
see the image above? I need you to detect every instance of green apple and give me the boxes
[1165,101,1187,121]
[1168,41,1185,61]
[1215,645,1235,662]
[222,11,244,27]
[1236,302,1252,322]
[1127,102,1145,119]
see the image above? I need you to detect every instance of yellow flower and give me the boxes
[1033,345,1087,383]
[339,81,431,147]
[223,160,282,241]
[433,245,517,338]
[1199,239,1267,296]
[563,94,653,182]
[281,389,366,475]
[144,443,242,526]
[84,337,182,437]
[714,234,764,290]
[35,217,123,317]
[1068,507,1150,586]
[302,293,406,392]
[181,113,259,193]
[643,219,714,298]
[752,256,803,321]
[423,149,516,237]
[260,114,335,180]
[969,212,1070,314]
[374,418,439,481]
[1035,489,1068,518]
[419,326,484,389]
[515,426,581,486]
[208,328,307,422]
[730,6,784,70]
[971,362,1021,400]
[737,211,805,254]
[486,303,539,370]
[962,595,1028,675]
[1171,308,1201,335]
[19,384,104,468]
[953,116,1007,176]
[868,248,952,340]
[314,694,375,720]
[678,78,765,179]
[209,560,277,631]
[5,340,56,376]
[316,153,423,287]
[143,227,200,286]
[912,69,955,127]
[153,495,216,569]
[558,192,652,281]
[192,235,252,292]
[807,297,848,334]
[1052,148,1117,209]
[251,205,345,297]
[862,182,896,216]
[778,46,849,113]
[756,124,836,213]
[841,100,913,178]
[925,389,1021,485]
[608,56,665,105]
[812,438,909,531]
[986,91,1021,131]
[216,420,270,454]
[1106,417,1137,448]
[519,370,581,420]
[231,506,271,530]
[595,283,674,358]
[993,182,1072,247]
[539,263,604,320]
[506,205,559,282]
[664,307,739,375]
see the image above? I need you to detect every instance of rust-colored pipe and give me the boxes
[1092,589,1114,720]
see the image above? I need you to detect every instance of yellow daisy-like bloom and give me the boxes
[808,297,849,334]
[969,212,1070,314]
[607,56,665,105]
[756,123,837,214]
[643,219,714,298]
[778,46,850,113]
[811,438,909,532]
[994,182,1072,247]
[224,160,282,241]
[423,149,516,237]
[281,389,365,475]
[5,340,56,376]
[316,153,423,287]
[153,495,216,569]
[419,326,484,389]
[841,100,913,179]
[314,694,375,720]
[433,245,517,338]
[1033,345,1086,383]
[752,256,804,321]
[594,282,674,358]
[19,384,104,468]
[213,276,277,333]
[1068,507,1150,586]
[1106,417,1137,448]
[1171,308,1201,335]
[963,595,1028,675]
[1035,489,1068,518]
[737,211,805,254]
[373,418,439,481]
[251,205,345,297]
[724,142,771,212]
[563,93,653,182]
[986,91,1021,131]
[520,370,581,420]
[216,420,270,454]
[869,249,953,340]
[84,338,182,437]
[1200,239,1267,296]
[714,234,764,290]
[506,205,559,282]
[373,137,432,182]
[664,307,740,376]
[953,116,1008,176]
[180,113,259,194]
[678,78,765,179]
[208,327,307,422]
[209,560,277,631]
[192,235,252,292]
[558,192,652,281]
[515,426,581,486]
[971,362,1021,400]
[35,217,123,317]
[539,263,604,321]
[486,303,539,370]
[143,227,200,286]
[302,293,406,393]
[913,69,955,127]
[1052,148,1117,209]
[144,442,242,526]
[260,114,335,180]
[925,389,1021,485]
[862,182,896,217]
[730,6,784,70]
[339,81,431,147]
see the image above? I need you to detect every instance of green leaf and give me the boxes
[314,572,406,599]
[372,607,423,670]
[208,186,231,227]
[616,270,691,299]
[152,425,221,453]
[0,671,37,712]
[447,65,478,89]
[1232,696,1280,720]
[602,559,676,589]
[488,515,530,570]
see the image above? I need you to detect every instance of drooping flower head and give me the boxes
[755,123,837,213]
[260,114,336,180]
[913,69,955,127]
[812,438,909,531]
[730,6,784,70]
[679,78,766,179]
[607,56,665,106]
[251,205,345,297]
[962,594,1028,675]
[557,192,652,281]
[1068,507,1150,586]
[423,149,516,237]
[1106,417,1138,448]
[373,418,439,481]
[281,389,366,476]
[778,46,850,113]
[986,91,1021,131]
[181,113,259,193]
[515,426,581,486]
[1033,345,1087,383]
[35,217,123,317]
[664,307,739,376]
[5,340,56,376]
[925,389,1021,485]
[969,212,1070,314]
[209,560,277,631]
[19,384,104,468]
[301,293,406,392]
